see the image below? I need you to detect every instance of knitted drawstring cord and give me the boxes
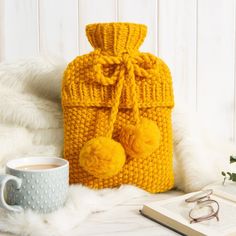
[79,49,161,179]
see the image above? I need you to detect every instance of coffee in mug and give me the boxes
[16,164,60,170]
[0,157,69,213]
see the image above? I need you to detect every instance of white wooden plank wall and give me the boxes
[159,0,197,110]
[0,0,235,142]
[0,0,4,61]
[39,0,78,60]
[2,0,39,59]
[197,0,235,140]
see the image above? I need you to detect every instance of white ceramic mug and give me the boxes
[0,157,69,213]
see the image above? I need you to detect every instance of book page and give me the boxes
[204,182,236,202]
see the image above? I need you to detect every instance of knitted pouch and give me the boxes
[62,23,174,193]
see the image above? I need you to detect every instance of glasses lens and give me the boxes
[190,204,214,219]
[189,199,219,223]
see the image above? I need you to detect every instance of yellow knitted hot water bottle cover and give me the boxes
[62,22,174,193]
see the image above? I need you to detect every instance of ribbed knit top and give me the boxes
[86,23,147,55]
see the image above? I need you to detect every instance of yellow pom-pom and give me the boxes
[79,137,126,179]
[119,118,161,159]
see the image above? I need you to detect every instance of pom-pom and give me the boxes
[79,137,126,179]
[119,118,161,159]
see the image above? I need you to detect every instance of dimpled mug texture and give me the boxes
[5,163,68,213]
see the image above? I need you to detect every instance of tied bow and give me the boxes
[93,50,158,85]
[92,49,159,138]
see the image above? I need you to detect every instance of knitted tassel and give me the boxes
[79,70,126,179]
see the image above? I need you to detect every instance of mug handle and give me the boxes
[0,175,23,212]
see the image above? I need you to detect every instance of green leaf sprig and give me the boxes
[222,155,236,185]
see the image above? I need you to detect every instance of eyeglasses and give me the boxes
[185,189,220,224]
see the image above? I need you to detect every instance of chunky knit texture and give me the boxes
[62,23,174,193]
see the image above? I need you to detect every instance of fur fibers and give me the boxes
[0,185,147,236]
[0,58,235,236]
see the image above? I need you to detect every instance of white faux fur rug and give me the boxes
[0,184,148,236]
[0,58,235,236]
